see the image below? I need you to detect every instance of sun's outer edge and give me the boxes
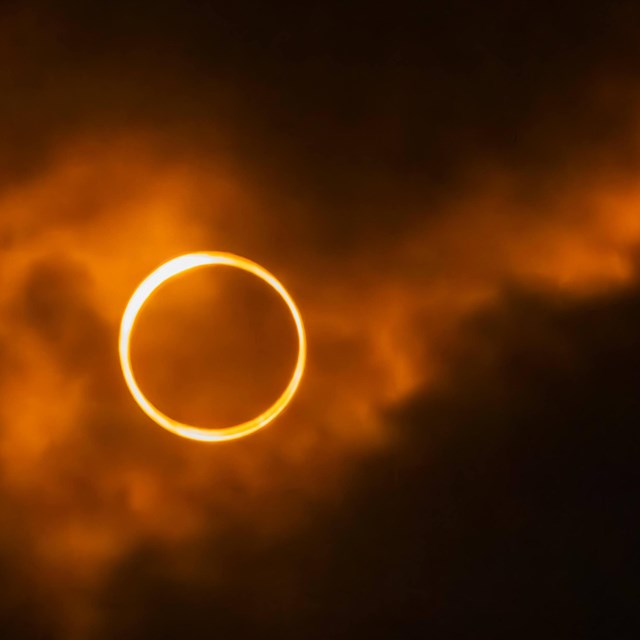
[118,252,307,442]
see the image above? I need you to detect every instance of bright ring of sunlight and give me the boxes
[119,252,307,442]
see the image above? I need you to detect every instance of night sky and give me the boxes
[0,1,637,638]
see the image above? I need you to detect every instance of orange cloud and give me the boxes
[1,128,640,635]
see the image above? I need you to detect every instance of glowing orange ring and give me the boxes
[119,252,306,442]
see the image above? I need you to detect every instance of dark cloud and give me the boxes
[95,282,638,639]
[19,257,111,374]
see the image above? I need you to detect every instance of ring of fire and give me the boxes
[119,252,306,442]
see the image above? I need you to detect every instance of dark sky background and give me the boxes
[0,1,638,638]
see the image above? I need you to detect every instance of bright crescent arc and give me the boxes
[118,252,307,442]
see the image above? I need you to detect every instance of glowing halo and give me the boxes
[119,252,306,442]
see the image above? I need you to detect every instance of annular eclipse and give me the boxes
[118,252,306,442]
